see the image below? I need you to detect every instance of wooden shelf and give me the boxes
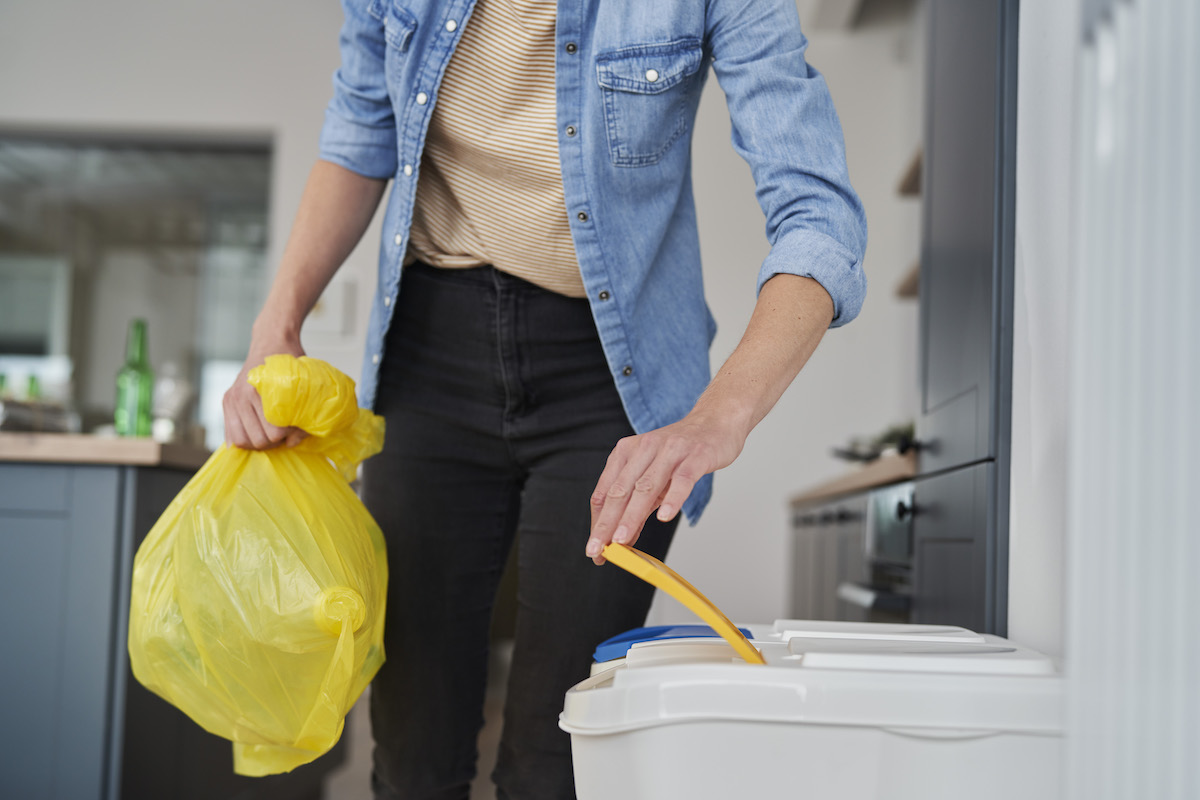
[897,148,922,196]
[895,260,920,299]
[789,451,917,508]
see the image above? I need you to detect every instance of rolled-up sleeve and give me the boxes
[706,0,868,326]
[319,0,398,180]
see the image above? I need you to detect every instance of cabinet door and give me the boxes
[911,463,1005,633]
[791,497,868,622]
[0,464,123,800]
[918,0,1017,474]
[835,506,870,623]
[114,468,345,800]
[790,510,819,619]
[790,507,837,620]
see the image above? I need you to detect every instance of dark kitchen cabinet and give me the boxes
[0,458,342,800]
[787,2,1016,635]
[918,0,1017,475]
[912,0,1018,635]
[0,465,125,800]
[789,455,925,626]
[910,462,1005,631]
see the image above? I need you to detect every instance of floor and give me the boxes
[324,640,513,800]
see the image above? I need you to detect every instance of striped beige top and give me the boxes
[406,0,584,297]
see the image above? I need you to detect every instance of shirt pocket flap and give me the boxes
[596,39,703,95]
[367,0,418,51]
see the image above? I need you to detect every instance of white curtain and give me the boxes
[1066,0,1199,798]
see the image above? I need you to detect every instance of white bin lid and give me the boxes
[561,620,1063,737]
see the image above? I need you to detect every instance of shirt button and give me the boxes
[598,290,611,301]
[372,353,381,365]
[622,365,633,377]
[565,125,577,137]
[416,92,428,105]
[403,164,413,176]
[445,19,457,32]
[645,68,660,83]
[577,211,589,222]
[565,42,578,54]
[383,296,391,307]
[394,234,403,246]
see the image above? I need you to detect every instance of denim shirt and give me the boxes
[320,0,867,522]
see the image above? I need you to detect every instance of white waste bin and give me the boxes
[561,620,1063,800]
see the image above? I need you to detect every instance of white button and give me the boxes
[403,164,413,176]
[645,68,660,82]
[416,92,428,105]
[383,296,391,307]
[445,19,457,32]
[394,234,403,246]
[372,353,380,365]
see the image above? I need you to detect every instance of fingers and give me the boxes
[246,388,292,446]
[656,467,701,524]
[222,376,290,450]
[587,432,710,565]
[220,338,308,451]
[588,437,635,565]
[589,439,628,532]
[223,403,251,449]
[283,427,309,448]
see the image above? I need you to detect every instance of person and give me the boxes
[223,0,867,797]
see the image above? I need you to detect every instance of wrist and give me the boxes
[251,313,303,348]
[688,391,757,447]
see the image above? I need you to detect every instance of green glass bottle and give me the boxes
[115,319,154,437]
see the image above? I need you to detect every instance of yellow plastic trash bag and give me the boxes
[128,355,387,776]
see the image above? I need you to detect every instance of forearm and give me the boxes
[587,272,834,562]
[224,160,386,449]
[252,159,388,343]
[690,273,834,445]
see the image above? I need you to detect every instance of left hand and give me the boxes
[583,276,835,565]
[586,411,747,564]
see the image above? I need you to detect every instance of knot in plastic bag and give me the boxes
[248,355,384,481]
[316,586,368,637]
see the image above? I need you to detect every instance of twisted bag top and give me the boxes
[128,355,387,776]
[250,354,385,478]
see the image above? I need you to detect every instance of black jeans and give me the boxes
[361,262,677,800]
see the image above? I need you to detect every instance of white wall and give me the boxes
[1,0,922,624]
[1006,0,1078,660]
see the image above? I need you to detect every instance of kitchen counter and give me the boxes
[788,452,918,626]
[0,432,210,469]
[789,451,916,508]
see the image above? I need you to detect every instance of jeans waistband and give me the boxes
[405,259,557,295]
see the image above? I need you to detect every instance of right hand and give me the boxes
[222,333,307,450]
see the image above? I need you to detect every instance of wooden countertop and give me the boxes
[0,433,210,470]
[789,451,917,508]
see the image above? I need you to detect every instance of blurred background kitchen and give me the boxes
[3,0,1198,798]
[0,3,926,797]
[0,0,924,624]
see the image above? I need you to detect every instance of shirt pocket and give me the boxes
[368,0,418,73]
[596,39,703,167]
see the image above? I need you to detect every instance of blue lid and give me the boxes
[593,624,755,663]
